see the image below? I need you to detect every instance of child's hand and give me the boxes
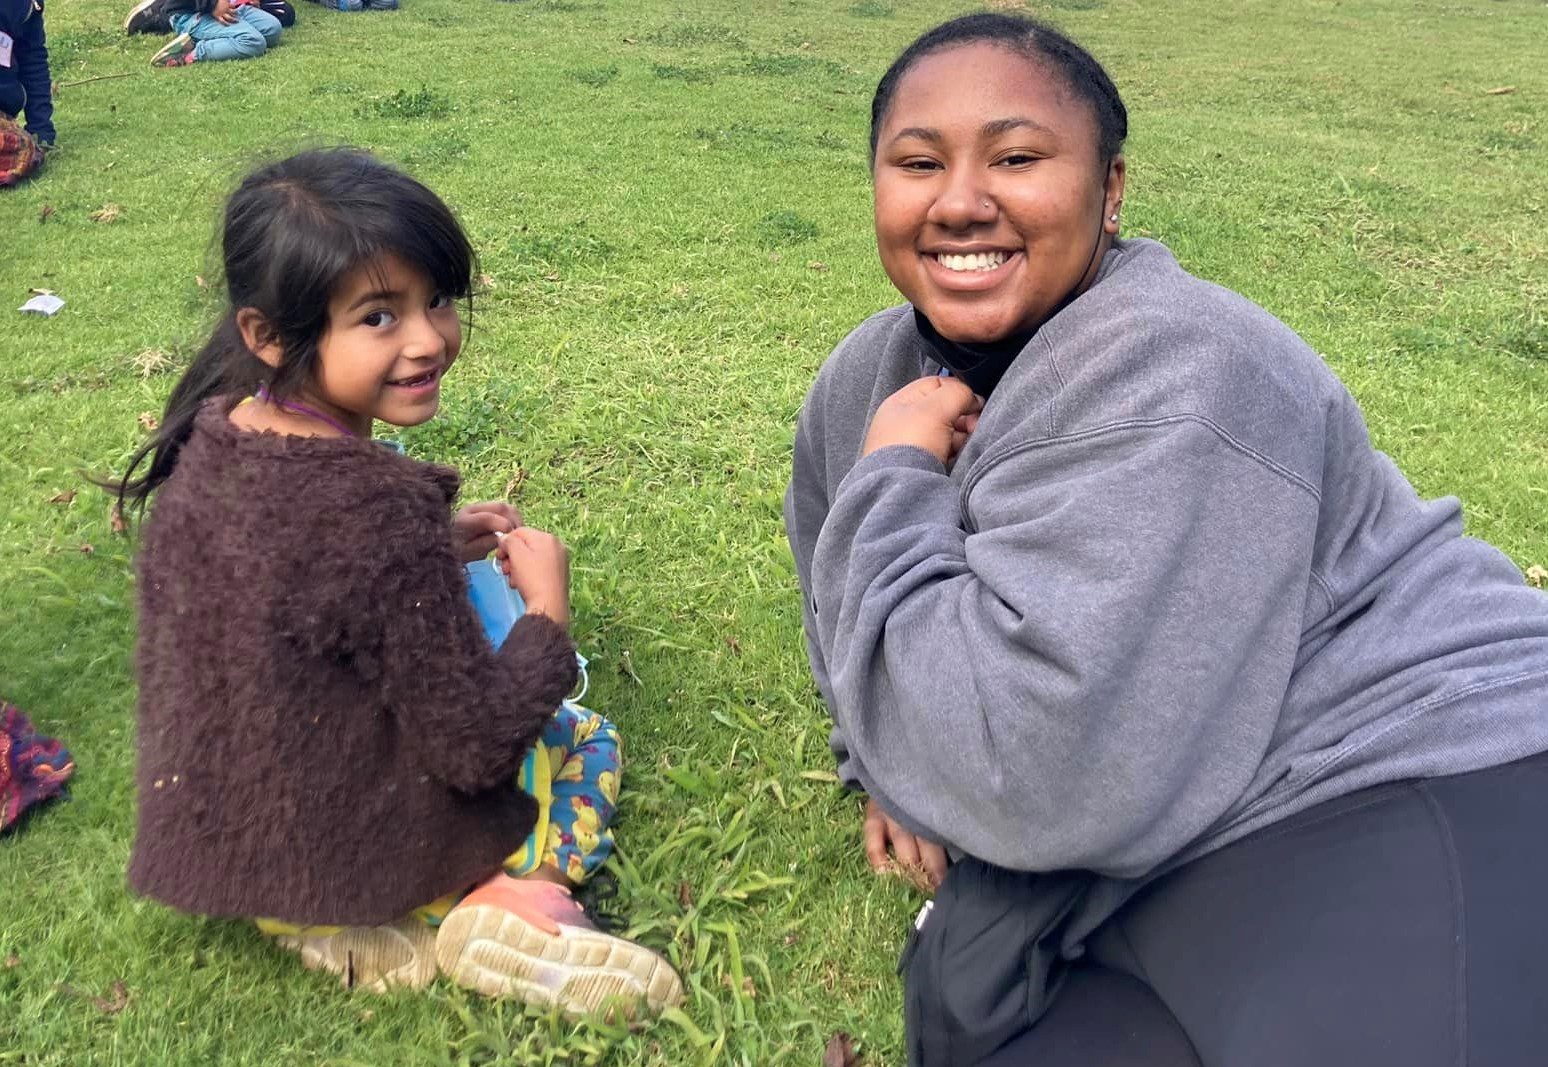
[862,376,983,466]
[863,796,948,893]
[212,0,239,22]
[497,527,570,629]
[452,502,523,563]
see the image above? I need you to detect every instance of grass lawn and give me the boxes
[1,0,1544,1062]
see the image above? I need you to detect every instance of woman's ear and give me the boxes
[235,308,283,369]
[1103,155,1127,236]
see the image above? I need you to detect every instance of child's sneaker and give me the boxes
[149,33,197,67]
[435,875,684,1019]
[269,918,439,993]
[125,0,171,34]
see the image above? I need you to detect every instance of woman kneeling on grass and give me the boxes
[110,147,682,1019]
[785,13,1548,1065]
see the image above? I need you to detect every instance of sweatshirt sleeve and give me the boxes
[277,496,578,796]
[18,3,54,145]
[810,417,1322,877]
[785,372,870,790]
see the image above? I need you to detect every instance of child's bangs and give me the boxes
[350,199,475,301]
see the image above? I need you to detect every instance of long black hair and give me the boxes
[109,147,475,513]
[869,12,1128,167]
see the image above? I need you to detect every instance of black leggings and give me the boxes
[979,750,1548,1067]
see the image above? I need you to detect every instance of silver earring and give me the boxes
[983,200,992,210]
[1109,213,1119,222]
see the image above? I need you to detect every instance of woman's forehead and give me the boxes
[884,42,1087,135]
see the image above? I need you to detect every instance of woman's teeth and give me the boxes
[935,251,1008,272]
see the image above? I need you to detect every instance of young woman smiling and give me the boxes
[786,13,1548,1066]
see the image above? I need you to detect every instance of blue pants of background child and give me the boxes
[313,0,397,11]
[170,5,282,62]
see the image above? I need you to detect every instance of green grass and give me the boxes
[2,0,1546,1062]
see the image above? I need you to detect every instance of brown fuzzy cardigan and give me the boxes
[128,403,578,925]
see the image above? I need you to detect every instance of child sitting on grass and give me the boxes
[149,0,281,68]
[307,0,397,13]
[0,0,55,183]
[108,147,683,1019]
[126,0,293,36]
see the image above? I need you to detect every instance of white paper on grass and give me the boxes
[18,294,65,316]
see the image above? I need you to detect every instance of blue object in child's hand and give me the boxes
[465,557,526,648]
[465,556,590,702]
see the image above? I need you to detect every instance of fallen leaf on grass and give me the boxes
[807,260,830,272]
[55,980,131,1014]
[79,543,95,555]
[721,973,757,997]
[622,35,637,43]
[3,955,19,969]
[195,275,208,289]
[479,273,496,289]
[90,203,123,224]
[96,981,130,1013]
[110,505,129,535]
[888,861,938,896]
[48,489,77,505]
[618,649,643,686]
[678,881,694,908]
[823,1031,860,1067]
[131,348,172,377]
[138,411,159,431]
[503,468,528,499]
[38,204,56,223]
[1528,565,1546,589]
[1483,86,1517,95]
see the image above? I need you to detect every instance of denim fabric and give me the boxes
[170,4,280,62]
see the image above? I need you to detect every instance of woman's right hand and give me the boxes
[862,376,983,466]
[497,527,571,629]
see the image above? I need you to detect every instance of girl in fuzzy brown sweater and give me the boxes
[110,148,682,1019]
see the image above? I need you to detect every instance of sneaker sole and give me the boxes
[435,903,684,1019]
[149,33,193,65]
[272,919,438,993]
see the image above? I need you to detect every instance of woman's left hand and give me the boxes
[862,376,983,466]
[451,501,522,563]
[864,795,949,892]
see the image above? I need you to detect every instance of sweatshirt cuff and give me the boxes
[834,444,947,498]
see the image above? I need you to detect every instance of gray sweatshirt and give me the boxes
[786,238,1548,880]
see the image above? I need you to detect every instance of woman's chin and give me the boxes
[921,306,1027,347]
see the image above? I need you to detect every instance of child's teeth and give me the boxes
[936,251,1008,272]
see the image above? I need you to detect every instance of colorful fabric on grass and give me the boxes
[0,701,75,831]
[0,115,45,187]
